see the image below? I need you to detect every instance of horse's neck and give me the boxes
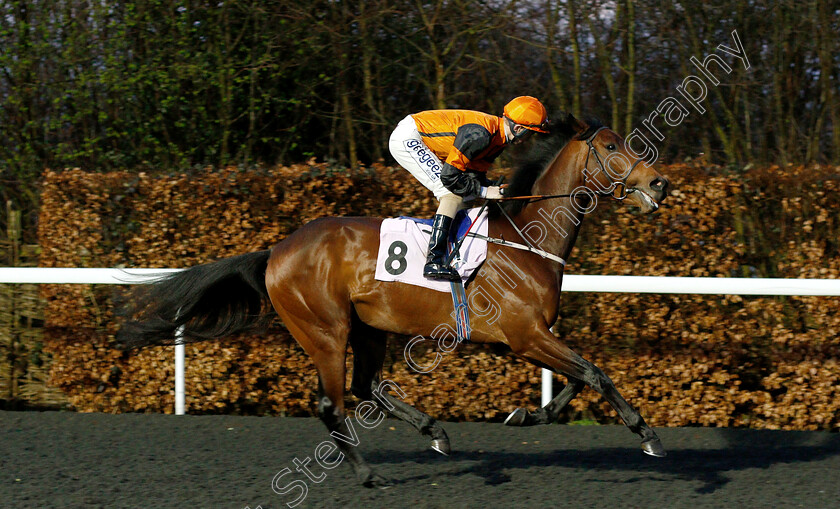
[518,147,587,261]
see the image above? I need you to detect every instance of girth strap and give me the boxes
[491,202,567,265]
[467,232,566,266]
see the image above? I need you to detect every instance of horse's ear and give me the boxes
[564,113,588,136]
[546,111,585,138]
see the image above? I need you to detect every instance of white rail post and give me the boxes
[541,368,552,407]
[174,310,185,415]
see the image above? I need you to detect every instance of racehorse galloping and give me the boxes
[117,113,670,487]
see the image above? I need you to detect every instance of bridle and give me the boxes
[580,126,645,202]
[489,126,649,263]
[506,126,646,204]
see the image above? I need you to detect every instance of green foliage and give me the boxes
[1,0,839,240]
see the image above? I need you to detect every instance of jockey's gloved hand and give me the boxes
[482,186,505,200]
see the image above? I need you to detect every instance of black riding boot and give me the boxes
[423,214,460,281]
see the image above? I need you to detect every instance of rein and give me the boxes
[500,126,646,204]
[501,193,574,203]
[460,125,647,267]
[477,125,647,266]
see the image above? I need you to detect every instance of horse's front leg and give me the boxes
[505,324,587,426]
[504,376,585,426]
[509,328,666,457]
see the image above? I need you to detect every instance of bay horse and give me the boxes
[117,113,670,487]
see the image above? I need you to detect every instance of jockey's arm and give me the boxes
[440,124,495,198]
[440,164,492,198]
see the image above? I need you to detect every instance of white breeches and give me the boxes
[389,115,464,218]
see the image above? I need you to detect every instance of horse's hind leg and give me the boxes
[348,321,451,456]
[274,310,391,488]
[504,376,585,427]
[315,355,391,488]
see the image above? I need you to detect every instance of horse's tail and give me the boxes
[116,250,273,350]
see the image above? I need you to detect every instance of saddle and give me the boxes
[374,207,489,293]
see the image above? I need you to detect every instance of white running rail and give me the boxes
[3,268,838,413]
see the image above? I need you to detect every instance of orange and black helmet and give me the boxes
[503,96,549,133]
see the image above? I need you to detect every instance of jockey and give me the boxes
[389,96,548,281]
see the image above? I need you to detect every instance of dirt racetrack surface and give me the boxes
[1,411,838,509]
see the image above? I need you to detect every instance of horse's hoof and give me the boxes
[431,438,451,456]
[641,437,667,457]
[504,407,528,427]
[362,473,394,489]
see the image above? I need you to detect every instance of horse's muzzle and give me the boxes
[649,176,670,201]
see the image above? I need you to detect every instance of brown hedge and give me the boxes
[38,163,840,430]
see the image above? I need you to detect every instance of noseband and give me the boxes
[581,126,644,201]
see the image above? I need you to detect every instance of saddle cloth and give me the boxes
[374,208,489,293]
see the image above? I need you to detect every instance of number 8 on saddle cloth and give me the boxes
[373,208,490,342]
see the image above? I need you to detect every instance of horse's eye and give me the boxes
[606,144,616,151]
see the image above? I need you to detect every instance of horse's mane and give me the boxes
[491,114,605,218]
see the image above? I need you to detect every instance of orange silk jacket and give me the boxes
[411,110,507,172]
[411,110,508,196]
